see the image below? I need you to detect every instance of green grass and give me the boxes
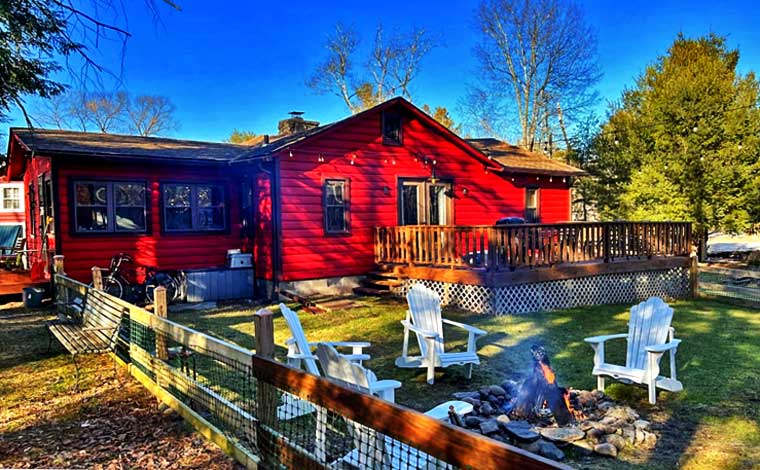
[172,297,760,470]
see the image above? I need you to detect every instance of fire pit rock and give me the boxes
[539,426,585,443]
[450,383,658,460]
[503,420,540,442]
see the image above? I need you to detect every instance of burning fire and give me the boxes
[563,389,586,420]
[539,363,556,384]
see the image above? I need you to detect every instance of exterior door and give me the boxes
[399,179,452,225]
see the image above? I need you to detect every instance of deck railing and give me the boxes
[375,221,692,271]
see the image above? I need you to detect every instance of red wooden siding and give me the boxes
[277,104,573,282]
[55,159,244,283]
[253,172,273,280]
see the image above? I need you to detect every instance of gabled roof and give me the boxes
[10,128,250,162]
[231,97,502,170]
[466,138,587,177]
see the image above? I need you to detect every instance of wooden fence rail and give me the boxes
[53,273,567,470]
[375,221,692,271]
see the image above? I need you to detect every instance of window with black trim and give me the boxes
[73,180,147,233]
[323,179,349,234]
[382,111,402,145]
[163,183,226,232]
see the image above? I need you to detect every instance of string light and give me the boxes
[317,153,325,163]
[392,159,397,165]
[288,149,293,158]
[562,177,566,183]
[549,177,553,182]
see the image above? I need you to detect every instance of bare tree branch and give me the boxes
[470,0,601,147]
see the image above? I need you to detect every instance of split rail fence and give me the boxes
[54,271,568,470]
[376,221,692,271]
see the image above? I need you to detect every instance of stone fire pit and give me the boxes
[452,382,658,461]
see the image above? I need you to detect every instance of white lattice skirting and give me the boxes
[393,267,690,315]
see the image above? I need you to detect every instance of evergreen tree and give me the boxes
[590,34,760,248]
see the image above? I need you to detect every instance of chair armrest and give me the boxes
[584,333,628,344]
[337,353,371,362]
[286,352,314,360]
[308,341,371,349]
[645,340,682,353]
[442,319,486,336]
[369,379,403,392]
[82,327,117,331]
[400,320,438,339]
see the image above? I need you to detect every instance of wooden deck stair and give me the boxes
[353,270,404,297]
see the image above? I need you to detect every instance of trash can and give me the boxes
[22,287,45,309]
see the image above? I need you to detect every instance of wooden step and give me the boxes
[352,286,392,297]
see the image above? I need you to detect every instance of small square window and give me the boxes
[382,112,402,145]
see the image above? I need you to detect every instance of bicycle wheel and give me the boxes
[91,277,125,299]
[145,272,179,304]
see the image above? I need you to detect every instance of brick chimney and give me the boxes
[278,111,320,136]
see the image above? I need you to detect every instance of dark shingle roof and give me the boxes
[11,128,251,162]
[466,138,587,176]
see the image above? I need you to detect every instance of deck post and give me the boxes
[91,267,103,290]
[602,223,611,263]
[253,308,277,457]
[53,255,65,275]
[154,286,169,361]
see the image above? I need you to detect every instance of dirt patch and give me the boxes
[0,304,242,469]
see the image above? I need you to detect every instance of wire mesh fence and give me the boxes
[54,273,566,470]
[698,265,760,306]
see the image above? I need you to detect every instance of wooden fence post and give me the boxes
[689,254,699,299]
[53,255,65,275]
[154,286,169,361]
[91,267,103,290]
[253,308,277,459]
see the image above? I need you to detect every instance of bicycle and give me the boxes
[96,253,181,303]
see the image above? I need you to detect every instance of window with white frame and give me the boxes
[163,183,226,232]
[1,185,22,211]
[73,180,147,233]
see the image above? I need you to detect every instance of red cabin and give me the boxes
[3,97,584,299]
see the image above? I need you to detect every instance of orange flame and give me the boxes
[539,362,556,384]
[563,389,586,420]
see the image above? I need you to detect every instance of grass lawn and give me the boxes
[172,296,760,470]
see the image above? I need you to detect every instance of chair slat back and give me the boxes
[626,297,674,370]
[315,343,373,390]
[279,303,320,375]
[315,343,388,468]
[406,284,445,357]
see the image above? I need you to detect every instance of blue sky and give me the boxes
[9,0,760,142]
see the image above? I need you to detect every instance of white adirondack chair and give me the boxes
[584,297,683,404]
[395,284,487,384]
[279,304,400,419]
[315,343,472,469]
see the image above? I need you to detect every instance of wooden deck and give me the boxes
[0,270,36,296]
[379,256,691,287]
[374,221,693,287]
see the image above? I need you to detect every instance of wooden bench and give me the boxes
[47,288,127,382]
